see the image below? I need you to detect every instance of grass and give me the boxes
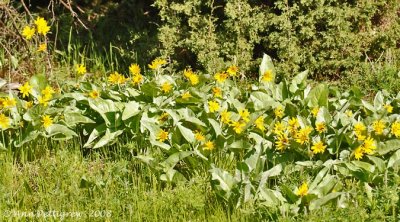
[1,140,398,221]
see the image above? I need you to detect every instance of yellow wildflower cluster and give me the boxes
[108,72,127,85]
[294,126,313,145]
[274,106,284,118]
[0,113,10,129]
[19,82,32,98]
[42,115,53,128]
[183,69,199,86]
[208,100,220,113]
[22,17,50,40]
[353,122,366,141]
[311,141,327,154]
[214,72,229,83]
[372,120,385,135]
[130,64,144,86]
[354,137,376,160]
[226,65,238,77]
[149,58,167,70]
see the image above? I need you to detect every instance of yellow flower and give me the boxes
[231,121,246,134]
[255,116,265,132]
[354,146,364,160]
[132,74,144,85]
[391,121,400,138]
[37,43,47,52]
[34,17,50,36]
[148,58,167,70]
[158,112,169,124]
[89,90,99,99]
[311,141,326,154]
[220,110,231,125]
[157,129,169,142]
[274,106,284,118]
[108,72,126,84]
[22,26,35,40]
[0,113,10,129]
[345,110,353,117]
[19,82,32,98]
[363,137,376,154]
[76,64,87,75]
[188,74,199,85]
[296,182,308,197]
[181,91,192,100]
[2,97,16,108]
[25,101,33,109]
[372,120,385,135]
[239,109,250,123]
[184,69,194,78]
[226,65,238,77]
[129,64,141,75]
[311,107,319,117]
[208,100,220,113]
[273,121,286,135]
[42,115,53,128]
[315,122,327,133]
[354,122,366,141]
[275,133,289,151]
[41,86,55,100]
[212,87,222,98]
[214,72,228,83]
[161,82,172,93]
[194,131,205,141]
[384,104,393,113]
[288,117,300,134]
[204,141,215,151]
[261,70,273,82]
[38,96,49,107]
[295,126,313,145]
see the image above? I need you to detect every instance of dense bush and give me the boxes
[155,0,400,80]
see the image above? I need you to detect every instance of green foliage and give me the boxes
[154,0,400,81]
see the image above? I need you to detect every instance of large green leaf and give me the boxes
[177,123,195,143]
[289,70,308,93]
[259,53,276,82]
[388,149,400,168]
[83,124,107,148]
[92,128,124,149]
[122,101,141,120]
[208,118,221,136]
[306,83,329,108]
[88,98,121,126]
[45,124,78,140]
[309,192,343,211]
[64,112,95,127]
[249,92,278,111]
[377,139,400,155]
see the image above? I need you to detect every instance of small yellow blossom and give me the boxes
[0,113,10,129]
[345,110,353,117]
[2,97,16,108]
[261,70,273,82]
[158,112,169,124]
[363,137,376,154]
[212,87,222,98]
[194,131,205,141]
[181,91,192,100]
[129,64,141,75]
[208,100,220,113]
[354,146,364,160]
[274,106,284,118]
[315,122,327,133]
[38,96,49,107]
[288,117,300,134]
[204,141,215,151]
[231,121,246,134]
[255,116,265,132]
[34,17,50,36]
[41,86,55,100]
[19,82,32,98]
[297,182,308,197]
[273,121,286,135]
[37,43,47,52]
[157,129,169,142]
[372,120,385,135]
[295,126,313,145]
[22,26,35,40]
[108,72,126,84]
[226,65,238,77]
[311,141,326,154]
[148,58,167,70]
[384,104,393,113]
[42,115,53,128]
[161,82,172,93]
[391,121,400,138]
[132,74,144,85]
[89,90,99,99]
[76,64,87,75]
[239,109,250,123]
[275,133,289,151]
[214,72,228,83]
[311,107,320,117]
[220,110,231,125]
